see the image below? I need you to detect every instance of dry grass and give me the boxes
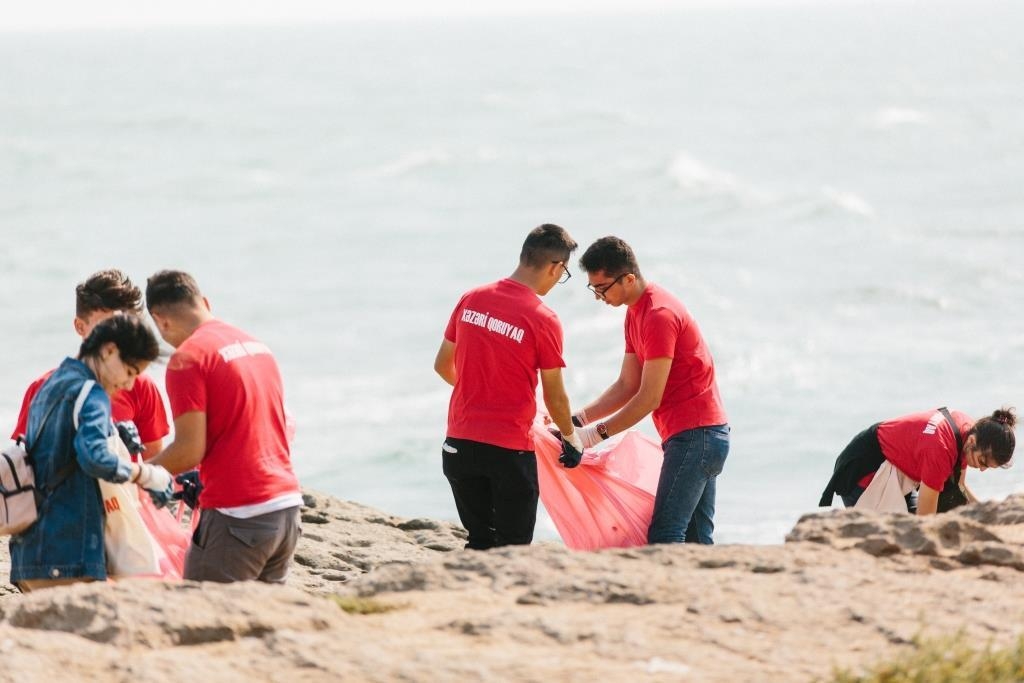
[830,635,1024,683]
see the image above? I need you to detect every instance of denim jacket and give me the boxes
[9,357,133,583]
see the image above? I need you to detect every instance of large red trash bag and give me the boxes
[532,420,663,550]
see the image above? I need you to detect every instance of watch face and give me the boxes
[596,422,608,437]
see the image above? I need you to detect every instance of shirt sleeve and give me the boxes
[444,294,469,343]
[916,422,959,491]
[73,385,133,483]
[11,376,46,441]
[641,306,683,360]
[536,313,566,371]
[166,350,208,417]
[127,377,170,443]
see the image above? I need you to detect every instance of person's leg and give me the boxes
[491,449,539,547]
[841,488,865,508]
[184,508,282,582]
[442,439,497,550]
[648,428,711,544]
[681,425,730,544]
[257,506,302,584]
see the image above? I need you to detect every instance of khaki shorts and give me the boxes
[185,506,301,584]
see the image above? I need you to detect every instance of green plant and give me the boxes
[329,595,404,615]
[829,635,1024,683]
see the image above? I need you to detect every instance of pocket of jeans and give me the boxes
[701,429,729,477]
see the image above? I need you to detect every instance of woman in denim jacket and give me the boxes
[10,314,174,592]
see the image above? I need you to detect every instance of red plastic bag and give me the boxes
[533,420,663,550]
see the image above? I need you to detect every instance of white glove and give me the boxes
[135,463,173,492]
[563,429,584,453]
[572,409,590,428]
[578,425,605,448]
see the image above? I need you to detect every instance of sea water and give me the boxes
[2,1,1022,543]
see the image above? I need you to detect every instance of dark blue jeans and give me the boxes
[647,424,730,545]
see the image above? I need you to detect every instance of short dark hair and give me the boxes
[146,270,203,313]
[75,269,143,318]
[78,314,160,366]
[578,236,641,278]
[970,407,1017,467]
[519,224,578,268]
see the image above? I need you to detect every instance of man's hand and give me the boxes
[135,463,174,508]
[173,470,203,510]
[577,425,605,448]
[559,436,584,469]
[115,421,145,456]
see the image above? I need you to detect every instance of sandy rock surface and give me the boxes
[1,491,1023,682]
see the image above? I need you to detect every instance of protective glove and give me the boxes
[115,420,145,456]
[173,470,203,510]
[577,424,605,449]
[135,463,174,509]
[571,409,590,428]
[559,435,584,469]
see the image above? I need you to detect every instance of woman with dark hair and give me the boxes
[9,314,174,592]
[820,407,1017,515]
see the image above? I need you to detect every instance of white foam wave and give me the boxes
[364,148,451,178]
[667,153,772,204]
[871,107,929,128]
[821,186,876,219]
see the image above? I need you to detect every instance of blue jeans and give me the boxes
[647,424,730,545]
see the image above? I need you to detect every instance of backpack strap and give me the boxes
[938,407,964,487]
[30,379,96,500]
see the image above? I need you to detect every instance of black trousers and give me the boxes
[442,437,538,550]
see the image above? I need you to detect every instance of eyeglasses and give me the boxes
[552,261,571,285]
[587,273,630,299]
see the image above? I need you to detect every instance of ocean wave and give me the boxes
[820,186,876,219]
[666,153,773,204]
[362,148,452,179]
[870,107,930,129]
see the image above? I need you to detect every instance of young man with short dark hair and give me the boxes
[434,224,583,549]
[574,236,730,544]
[145,270,302,583]
[11,269,169,457]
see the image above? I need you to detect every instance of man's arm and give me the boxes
[434,339,457,386]
[148,411,207,475]
[142,438,164,460]
[539,367,575,436]
[599,357,672,437]
[960,469,979,504]
[578,353,643,423]
[917,484,939,515]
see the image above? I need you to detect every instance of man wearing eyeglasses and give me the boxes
[434,224,583,550]
[573,236,729,545]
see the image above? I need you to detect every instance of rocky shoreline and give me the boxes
[3,491,1024,681]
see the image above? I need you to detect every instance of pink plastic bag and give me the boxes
[136,490,191,579]
[533,420,663,550]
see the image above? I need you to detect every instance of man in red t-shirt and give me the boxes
[434,224,584,549]
[145,270,302,583]
[572,236,730,545]
[11,269,169,456]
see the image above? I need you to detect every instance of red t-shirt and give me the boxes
[166,319,300,508]
[873,409,972,491]
[444,278,565,451]
[625,283,728,442]
[12,367,169,447]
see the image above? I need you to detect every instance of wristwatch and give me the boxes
[596,422,610,440]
